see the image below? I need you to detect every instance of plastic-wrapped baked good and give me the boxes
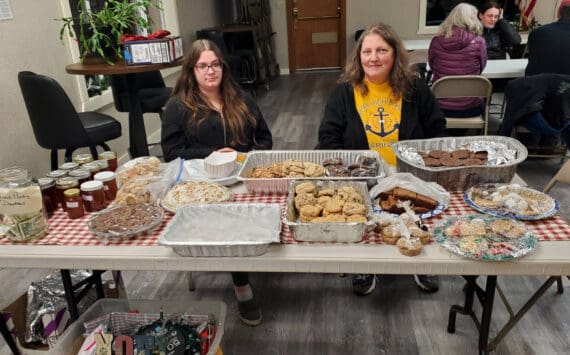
[355,155,377,167]
[322,157,343,167]
[350,167,376,177]
[326,165,350,177]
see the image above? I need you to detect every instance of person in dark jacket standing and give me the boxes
[161,39,273,326]
[478,1,521,60]
[525,0,570,76]
[318,23,446,295]
[428,2,487,117]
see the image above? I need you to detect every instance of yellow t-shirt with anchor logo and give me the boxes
[354,80,402,166]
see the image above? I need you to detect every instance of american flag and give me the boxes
[515,0,537,30]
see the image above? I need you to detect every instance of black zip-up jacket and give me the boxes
[161,93,273,161]
[482,19,521,60]
[318,79,446,149]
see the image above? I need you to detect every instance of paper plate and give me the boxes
[464,183,559,220]
[434,215,537,261]
[184,159,240,186]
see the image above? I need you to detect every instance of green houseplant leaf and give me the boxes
[58,0,163,64]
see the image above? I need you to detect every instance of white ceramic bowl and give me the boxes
[204,151,238,178]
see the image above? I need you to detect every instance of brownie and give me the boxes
[355,155,377,167]
[326,165,350,177]
[451,149,470,159]
[470,151,488,160]
[423,157,442,167]
[428,150,451,159]
[418,151,429,158]
[322,157,343,167]
[350,167,376,177]
[463,158,485,166]
[440,157,462,167]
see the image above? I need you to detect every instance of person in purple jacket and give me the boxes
[428,2,487,118]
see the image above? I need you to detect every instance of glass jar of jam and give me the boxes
[64,188,84,219]
[68,168,91,186]
[46,169,67,180]
[82,162,101,177]
[80,180,106,212]
[73,153,94,165]
[38,177,57,218]
[0,167,48,242]
[98,151,118,172]
[55,177,79,211]
[59,162,79,171]
[93,159,110,172]
[94,171,118,202]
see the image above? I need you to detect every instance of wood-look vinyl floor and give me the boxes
[2,71,569,355]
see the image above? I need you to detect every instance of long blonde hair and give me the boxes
[339,23,414,100]
[171,39,257,147]
[438,3,483,38]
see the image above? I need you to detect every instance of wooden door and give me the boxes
[286,0,345,73]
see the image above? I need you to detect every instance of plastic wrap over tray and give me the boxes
[391,136,528,191]
[284,180,374,242]
[236,150,386,194]
[158,203,281,256]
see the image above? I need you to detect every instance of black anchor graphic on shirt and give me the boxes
[365,107,399,137]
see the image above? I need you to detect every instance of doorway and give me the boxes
[286,0,346,73]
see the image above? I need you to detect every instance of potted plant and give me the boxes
[59,0,162,64]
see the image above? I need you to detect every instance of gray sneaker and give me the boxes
[352,274,377,296]
[237,298,262,326]
[414,275,439,292]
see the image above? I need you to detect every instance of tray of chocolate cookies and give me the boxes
[391,136,528,191]
[283,180,375,242]
[237,150,386,194]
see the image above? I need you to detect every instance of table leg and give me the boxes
[125,73,149,158]
[60,270,107,322]
[0,315,20,355]
[60,270,79,321]
[478,276,497,355]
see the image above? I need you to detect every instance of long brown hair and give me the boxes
[339,23,414,100]
[171,39,257,146]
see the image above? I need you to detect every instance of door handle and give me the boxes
[293,7,298,18]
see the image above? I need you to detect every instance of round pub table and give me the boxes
[66,58,183,158]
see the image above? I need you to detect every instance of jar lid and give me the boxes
[38,177,55,188]
[47,170,67,179]
[0,167,30,182]
[73,153,94,165]
[56,177,79,189]
[80,180,104,192]
[99,151,117,159]
[94,171,115,182]
[94,159,109,169]
[64,188,81,197]
[59,162,79,171]
[82,162,101,173]
[68,168,91,179]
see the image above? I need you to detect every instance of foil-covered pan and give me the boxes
[392,136,528,191]
[284,180,374,242]
[158,203,281,256]
[236,150,386,194]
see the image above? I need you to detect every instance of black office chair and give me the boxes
[18,71,122,171]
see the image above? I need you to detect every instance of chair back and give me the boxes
[431,75,493,135]
[110,71,168,113]
[196,30,232,63]
[543,160,570,193]
[18,71,91,150]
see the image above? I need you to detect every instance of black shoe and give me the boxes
[352,274,377,296]
[414,275,439,292]
[237,298,262,326]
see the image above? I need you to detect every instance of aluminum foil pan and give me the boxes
[284,180,374,242]
[392,136,528,191]
[237,150,386,194]
[158,203,281,256]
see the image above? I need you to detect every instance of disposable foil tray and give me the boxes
[392,136,528,191]
[237,150,386,194]
[284,180,374,242]
[158,203,281,256]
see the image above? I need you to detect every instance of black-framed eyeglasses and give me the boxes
[194,60,222,72]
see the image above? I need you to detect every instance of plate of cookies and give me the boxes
[434,215,537,261]
[284,180,374,242]
[465,183,559,220]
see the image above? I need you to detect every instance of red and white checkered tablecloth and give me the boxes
[1,193,569,246]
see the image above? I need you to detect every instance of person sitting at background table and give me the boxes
[525,0,570,76]
[428,2,487,120]
[161,39,273,326]
[478,1,521,60]
[318,23,446,295]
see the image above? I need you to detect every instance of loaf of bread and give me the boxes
[378,187,438,214]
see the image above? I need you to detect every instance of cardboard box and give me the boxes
[2,293,50,354]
